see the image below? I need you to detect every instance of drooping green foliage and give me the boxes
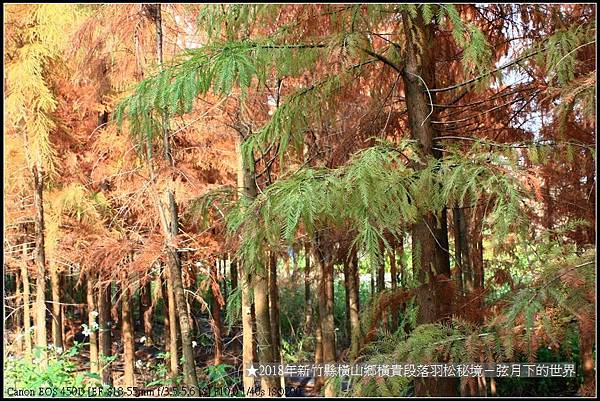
[223,141,529,273]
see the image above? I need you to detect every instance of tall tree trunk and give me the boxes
[151,5,198,387]
[50,262,62,350]
[98,283,113,386]
[401,11,458,397]
[254,262,280,392]
[121,278,135,387]
[87,273,99,374]
[346,248,361,360]
[268,253,281,366]
[33,163,47,365]
[21,244,32,360]
[313,241,336,397]
[235,134,257,392]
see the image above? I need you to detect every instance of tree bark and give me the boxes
[401,11,458,396]
[235,134,258,393]
[390,247,399,331]
[121,279,135,387]
[151,5,198,387]
[165,263,180,379]
[304,243,313,335]
[268,253,281,366]
[346,248,361,360]
[98,283,113,386]
[453,206,466,295]
[254,262,280,392]
[141,280,153,345]
[313,241,336,396]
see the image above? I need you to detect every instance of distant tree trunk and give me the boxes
[87,273,99,374]
[230,257,238,292]
[21,245,32,360]
[390,247,399,331]
[211,260,223,365]
[377,242,385,293]
[15,270,23,352]
[399,234,406,287]
[50,262,62,350]
[453,206,466,296]
[346,248,361,360]
[121,277,135,386]
[343,261,351,344]
[141,281,153,345]
[98,283,113,386]
[401,11,458,396]
[33,162,47,364]
[268,253,281,367]
[111,285,120,329]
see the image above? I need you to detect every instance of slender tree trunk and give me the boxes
[268,253,281,366]
[33,163,47,364]
[15,270,23,352]
[111,285,120,330]
[313,272,324,394]
[390,247,399,331]
[50,262,62,350]
[346,248,361,360]
[453,206,465,295]
[254,262,280,392]
[165,267,179,378]
[401,11,458,396]
[141,281,153,345]
[230,257,238,292]
[399,234,406,287]
[377,242,385,293]
[313,241,336,397]
[343,261,351,345]
[211,260,223,365]
[304,243,313,335]
[236,134,257,392]
[21,245,32,360]
[98,283,113,386]
[121,278,135,387]
[87,273,99,374]
[150,5,197,386]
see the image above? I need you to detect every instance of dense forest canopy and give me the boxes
[3,3,596,398]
